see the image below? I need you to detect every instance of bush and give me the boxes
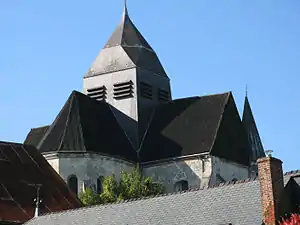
[79,167,164,206]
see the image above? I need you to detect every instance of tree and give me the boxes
[79,167,164,206]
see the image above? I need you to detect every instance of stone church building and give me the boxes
[24,4,265,195]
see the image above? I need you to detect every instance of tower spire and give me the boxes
[245,84,248,98]
[123,0,128,19]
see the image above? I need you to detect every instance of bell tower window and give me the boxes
[140,82,153,99]
[87,86,107,101]
[113,81,134,100]
[158,88,170,102]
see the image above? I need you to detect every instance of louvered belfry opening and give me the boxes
[158,88,169,102]
[140,82,153,99]
[87,86,107,101]
[113,80,134,100]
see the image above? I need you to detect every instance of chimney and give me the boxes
[257,152,284,225]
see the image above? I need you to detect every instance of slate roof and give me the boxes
[24,126,49,147]
[284,170,300,186]
[24,91,252,166]
[140,92,251,165]
[84,5,167,78]
[0,141,81,223]
[35,91,137,162]
[24,179,263,225]
[242,96,265,162]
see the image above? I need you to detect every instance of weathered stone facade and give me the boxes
[44,152,135,194]
[44,151,250,195]
[143,155,249,193]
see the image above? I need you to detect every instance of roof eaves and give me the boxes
[284,169,300,177]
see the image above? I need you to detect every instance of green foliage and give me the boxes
[78,188,100,206]
[79,167,164,206]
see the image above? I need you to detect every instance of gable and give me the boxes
[140,93,230,162]
[210,93,251,166]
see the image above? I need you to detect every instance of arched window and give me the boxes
[67,175,78,195]
[97,176,104,194]
[174,180,188,192]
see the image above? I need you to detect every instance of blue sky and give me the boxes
[0,1,299,171]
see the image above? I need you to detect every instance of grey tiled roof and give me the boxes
[284,170,300,186]
[25,179,262,225]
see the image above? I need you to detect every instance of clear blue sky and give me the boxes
[0,1,299,172]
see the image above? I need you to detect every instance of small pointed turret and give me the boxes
[242,94,265,163]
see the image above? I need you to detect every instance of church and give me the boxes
[24,3,265,195]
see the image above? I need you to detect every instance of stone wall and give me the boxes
[142,155,212,193]
[210,156,250,185]
[44,152,251,195]
[44,152,135,194]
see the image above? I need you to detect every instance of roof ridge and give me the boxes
[208,92,231,154]
[31,177,258,220]
[172,92,231,103]
[57,92,76,151]
[31,125,50,131]
[284,169,300,176]
[107,104,136,151]
[72,92,87,151]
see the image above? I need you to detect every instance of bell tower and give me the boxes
[83,2,171,149]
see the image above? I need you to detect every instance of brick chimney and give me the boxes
[257,154,284,225]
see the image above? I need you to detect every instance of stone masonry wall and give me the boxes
[44,152,135,194]
[210,156,250,185]
[142,156,212,193]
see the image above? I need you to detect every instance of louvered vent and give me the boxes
[113,81,133,100]
[140,82,152,99]
[87,86,107,101]
[158,88,169,102]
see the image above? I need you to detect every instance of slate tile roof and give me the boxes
[0,142,81,223]
[24,91,251,165]
[284,170,300,186]
[24,126,49,147]
[24,179,263,225]
[140,92,250,165]
[242,96,265,162]
[34,91,138,162]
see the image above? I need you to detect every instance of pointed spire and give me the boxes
[245,84,248,98]
[122,0,128,19]
[242,94,265,162]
